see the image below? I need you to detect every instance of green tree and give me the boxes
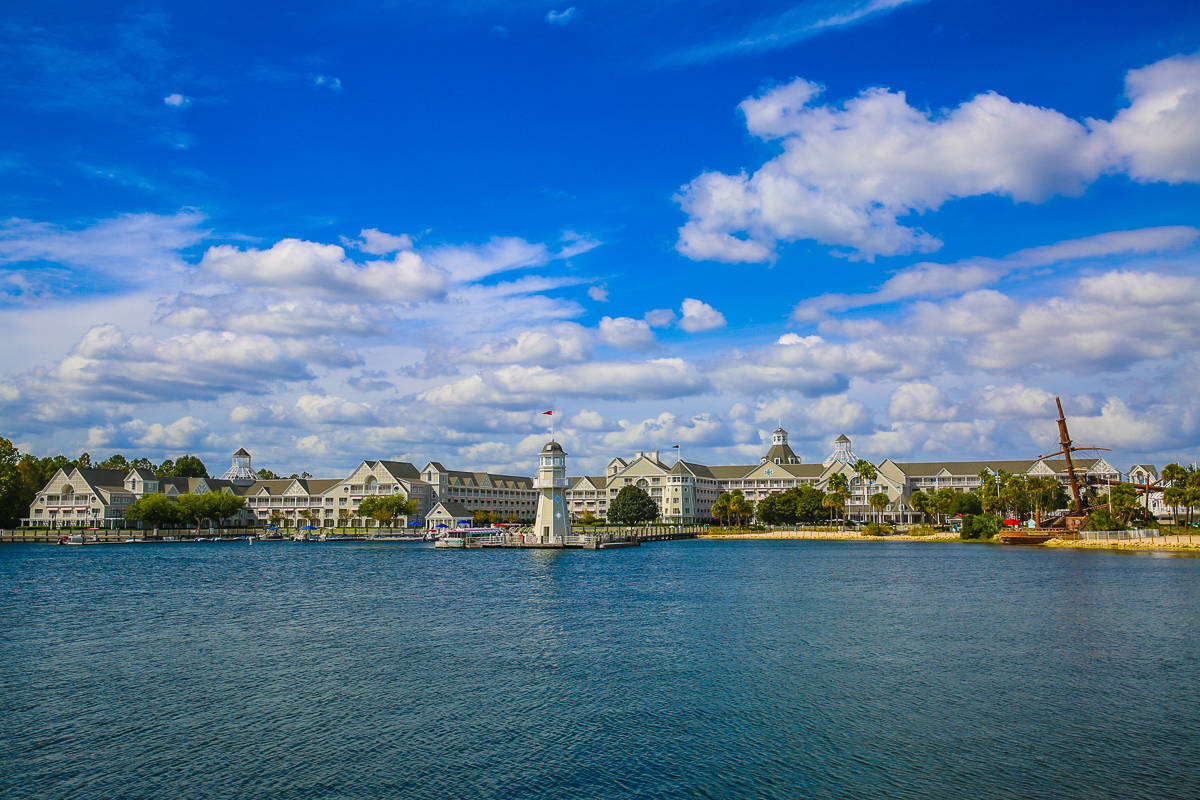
[171,455,208,478]
[1161,463,1187,525]
[175,493,209,526]
[1027,476,1067,525]
[1163,485,1186,527]
[609,485,658,526]
[825,491,854,527]
[821,492,842,528]
[577,510,598,526]
[97,453,129,470]
[1107,483,1139,524]
[361,495,418,528]
[852,459,877,488]
[794,486,826,524]
[1184,469,1200,527]
[948,492,982,517]
[357,496,383,526]
[1085,509,1125,531]
[961,513,1001,540]
[826,471,849,523]
[908,489,930,523]
[728,490,753,527]
[211,492,246,523]
[933,488,957,525]
[257,468,281,480]
[711,492,732,526]
[869,491,890,523]
[125,494,180,527]
[755,492,791,525]
[0,437,24,527]
[976,469,1013,515]
[268,510,285,528]
[472,509,495,527]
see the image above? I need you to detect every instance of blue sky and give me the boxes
[2,0,1199,476]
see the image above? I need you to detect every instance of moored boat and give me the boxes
[998,531,1058,545]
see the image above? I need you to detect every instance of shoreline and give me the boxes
[700,531,1200,552]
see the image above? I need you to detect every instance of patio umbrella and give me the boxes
[300,525,318,530]
[408,520,422,526]
[1003,518,1020,526]
[436,523,448,528]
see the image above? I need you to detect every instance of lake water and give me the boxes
[1,539,1198,799]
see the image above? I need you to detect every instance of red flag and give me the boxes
[672,444,680,449]
[541,410,553,415]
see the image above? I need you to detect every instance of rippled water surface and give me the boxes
[2,539,1199,799]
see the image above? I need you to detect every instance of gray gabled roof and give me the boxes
[74,468,130,490]
[429,500,472,518]
[250,479,290,494]
[708,465,757,479]
[770,463,826,478]
[442,470,533,490]
[569,475,607,490]
[374,460,422,482]
[762,443,800,464]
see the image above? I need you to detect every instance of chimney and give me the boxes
[649,450,659,462]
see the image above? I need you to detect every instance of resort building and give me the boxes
[21,429,1160,528]
[419,462,537,521]
[567,430,859,524]
[25,465,255,527]
[242,459,433,528]
[1126,464,1170,520]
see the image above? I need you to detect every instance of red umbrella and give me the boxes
[1003,518,1020,526]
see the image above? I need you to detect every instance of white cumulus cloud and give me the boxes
[678,298,726,332]
[679,53,1200,263]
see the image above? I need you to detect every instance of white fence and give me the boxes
[1079,528,1160,540]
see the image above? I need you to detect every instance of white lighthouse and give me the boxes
[532,440,571,544]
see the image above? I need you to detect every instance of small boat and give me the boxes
[998,531,1057,545]
[59,534,103,546]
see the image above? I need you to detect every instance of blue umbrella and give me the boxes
[265,526,279,530]
[408,520,422,527]
[301,525,318,530]
[436,523,448,528]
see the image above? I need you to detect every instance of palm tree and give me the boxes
[869,492,889,524]
[711,493,732,527]
[1162,464,1187,526]
[821,493,840,529]
[852,459,877,522]
[730,492,754,527]
[1187,469,1200,528]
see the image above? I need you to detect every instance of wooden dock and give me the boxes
[435,525,703,550]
